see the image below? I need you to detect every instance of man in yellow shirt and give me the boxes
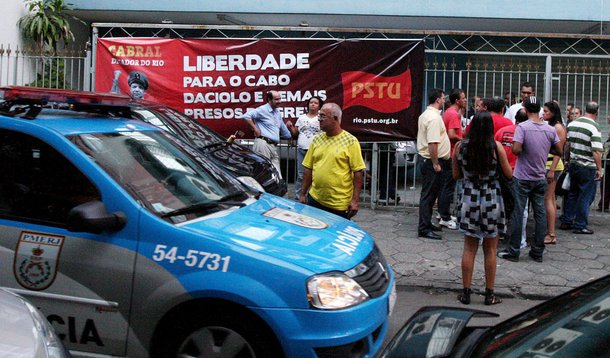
[300,103,366,219]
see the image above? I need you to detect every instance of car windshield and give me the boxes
[475,275,610,357]
[131,105,226,149]
[69,130,250,223]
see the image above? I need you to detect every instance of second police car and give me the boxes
[0,87,395,357]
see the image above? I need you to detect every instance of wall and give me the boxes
[1,0,26,48]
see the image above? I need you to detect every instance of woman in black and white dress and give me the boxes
[452,111,513,305]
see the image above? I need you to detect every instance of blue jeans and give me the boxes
[508,179,547,257]
[294,148,308,200]
[562,165,596,230]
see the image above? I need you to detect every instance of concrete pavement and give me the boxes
[353,206,610,300]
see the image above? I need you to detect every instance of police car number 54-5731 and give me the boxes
[152,244,231,272]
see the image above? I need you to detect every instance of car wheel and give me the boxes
[177,325,255,358]
[153,307,283,358]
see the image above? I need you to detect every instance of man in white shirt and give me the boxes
[506,82,544,123]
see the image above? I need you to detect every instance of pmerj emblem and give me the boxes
[262,207,328,229]
[13,231,64,290]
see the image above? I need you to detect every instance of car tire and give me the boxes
[152,306,283,358]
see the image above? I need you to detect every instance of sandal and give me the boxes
[544,233,557,245]
[484,288,502,305]
[457,288,472,305]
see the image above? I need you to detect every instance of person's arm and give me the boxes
[287,121,299,139]
[241,108,262,138]
[279,120,292,140]
[347,170,364,218]
[448,128,461,142]
[428,142,441,172]
[512,141,523,155]
[550,141,563,157]
[452,142,462,180]
[594,150,603,180]
[549,125,566,169]
[496,141,513,179]
[299,167,313,203]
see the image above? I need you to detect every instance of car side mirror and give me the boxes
[67,201,127,234]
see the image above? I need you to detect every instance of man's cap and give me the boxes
[127,71,149,89]
[523,96,541,113]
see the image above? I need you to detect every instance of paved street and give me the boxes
[354,206,610,300]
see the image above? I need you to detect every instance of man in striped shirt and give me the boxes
[560,101,604,234]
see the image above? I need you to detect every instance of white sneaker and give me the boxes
[439,218,458,230]
[436,212,456,221]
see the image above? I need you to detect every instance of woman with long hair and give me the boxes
[452,111,513,305]
[543,101,566,245]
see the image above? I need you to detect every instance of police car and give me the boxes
[0,87,395,357]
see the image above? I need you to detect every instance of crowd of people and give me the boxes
[240,84,607,306]
[417,82,606,305]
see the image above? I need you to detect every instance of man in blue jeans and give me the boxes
[560,101,604,234]
[497,96,562,263]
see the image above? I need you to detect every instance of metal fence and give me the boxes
[3,27,610,211]
[0,44,88,90]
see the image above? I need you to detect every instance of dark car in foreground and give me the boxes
[382,274,610,357]
[130,100,286,196]
[0,86,286,197]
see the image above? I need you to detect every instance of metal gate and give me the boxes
[0,44,88,90]
[10,24,610,209]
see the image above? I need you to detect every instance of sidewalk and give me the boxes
[353,207,610,300]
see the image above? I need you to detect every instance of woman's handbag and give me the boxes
[556,170,570,195]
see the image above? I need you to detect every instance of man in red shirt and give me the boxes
[495,108,529,170]
[443,89,466,154]
[439,88,466,229]
[486,96,513,134]
[465,96,513,136]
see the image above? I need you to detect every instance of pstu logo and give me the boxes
[341,70,412,113]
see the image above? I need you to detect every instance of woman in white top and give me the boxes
[289,96,323,200]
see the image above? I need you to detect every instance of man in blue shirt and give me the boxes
[242,90,293,179]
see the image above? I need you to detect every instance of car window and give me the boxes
[70,130,248,223]
[132,106,226,149]
[0,129,100,227]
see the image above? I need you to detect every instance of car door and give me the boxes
[0,128,137,356]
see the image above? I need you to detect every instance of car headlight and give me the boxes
[307,272,369,309]
[237,176,265,192]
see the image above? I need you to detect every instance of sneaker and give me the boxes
[439,218,457,230]
[497,249,519,262]
[436,212,457,221]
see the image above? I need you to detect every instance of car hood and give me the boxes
[179,194,374,273]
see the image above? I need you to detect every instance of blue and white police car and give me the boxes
[0,87,395,357]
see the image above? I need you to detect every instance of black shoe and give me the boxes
[573,228,594,234]
[431,225,442,232]
[559,223,573,230]
[497,249,519,262]
[484,288,502,305]
[529,251,543,262]
[457,288,472,305]
[419,231,442,240]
